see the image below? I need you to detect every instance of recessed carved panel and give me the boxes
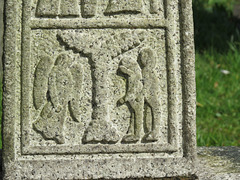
[22,28,175,154]
[33,0,165,18]
[23,0,181,155]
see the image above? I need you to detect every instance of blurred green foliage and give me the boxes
[193,0,240,52]
[201,0,236,11]
[194,0,240,146]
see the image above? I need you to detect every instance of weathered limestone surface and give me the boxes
[0,0,3,81]
[197,147,240,180]
[3,0,196,179]
[1,147,239,179]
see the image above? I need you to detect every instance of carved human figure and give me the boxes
[33,53,83,144]
[118,57,144,143]
[118,48,161,143]
[140,48,161,142]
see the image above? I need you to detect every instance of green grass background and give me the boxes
[194,0,240,146]
[0,0,239,148]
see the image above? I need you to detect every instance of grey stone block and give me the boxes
[3,0,196,179]
[0,0,4,81]
[197,147,240,180]
[1,147,239,179]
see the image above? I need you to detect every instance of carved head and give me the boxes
[139,48,157,68]
[54,53,71,68]
[122,57,138,67]
[120,56,141,75]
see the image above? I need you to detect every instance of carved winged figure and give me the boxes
[33,53,83,144]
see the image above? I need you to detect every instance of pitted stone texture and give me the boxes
[3,0,196,179]
[0,0,3,81]
[197,147,240,180]
[1,147,240,179]
[36,0,80,17]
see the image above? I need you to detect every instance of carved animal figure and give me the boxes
[118,57,144,143]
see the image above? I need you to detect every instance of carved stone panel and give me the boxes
[23,29,169,152]
[3,0,197,179]
[36,0,80,17]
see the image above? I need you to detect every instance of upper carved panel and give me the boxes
[36,0,80,17]
[33,0,165,18]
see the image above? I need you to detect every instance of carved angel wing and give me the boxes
[57,31,91,55]
[69,62,84,122]
[33,55,55,110]
[48,53,74,110]
[33,53,73,145]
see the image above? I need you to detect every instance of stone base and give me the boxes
[197,147,240,180]
[1,147,239,179]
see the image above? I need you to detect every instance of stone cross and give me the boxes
[3,0,197,179]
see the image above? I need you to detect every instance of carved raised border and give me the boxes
[3,0,196,178]
[3,0,196,158]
